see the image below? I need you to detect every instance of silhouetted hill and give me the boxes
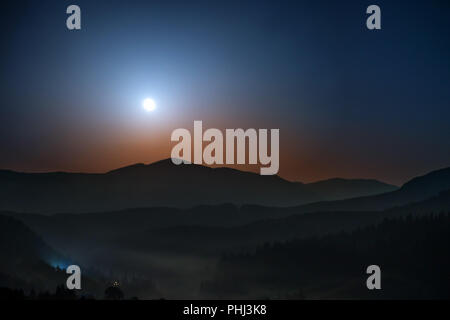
[294,167,450,214]
[9,187,450,260]
[0,215,66,291]
[0,214,60,264]
[114,189,450,254]
[203,213,450,299]
[3,188,449,299]
[0,215,111,297]
[4,166,449,258]
[306,178,397,201]
[0,159,397,214]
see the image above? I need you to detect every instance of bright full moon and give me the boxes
[142,98,156,112]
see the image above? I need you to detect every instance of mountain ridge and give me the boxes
[293,166,450,214]
[0,158,399,214]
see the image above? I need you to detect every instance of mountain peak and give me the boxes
[401,166,450,191]
[106,163,149,175]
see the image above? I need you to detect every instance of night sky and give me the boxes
[1,0,449,185]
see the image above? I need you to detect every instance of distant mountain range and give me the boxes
[6,166,450,258]
[0,159,397,214]
[294,166,450,214]
[1,164,449,299]
[101,189,450,256]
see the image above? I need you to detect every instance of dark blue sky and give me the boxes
[1,0,449,184]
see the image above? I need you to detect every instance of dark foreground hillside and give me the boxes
[0,215,109,298]
[203,213,450,299]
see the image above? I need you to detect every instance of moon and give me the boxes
[142,98,156,112]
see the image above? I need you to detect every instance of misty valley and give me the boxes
[0,162,449,299]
